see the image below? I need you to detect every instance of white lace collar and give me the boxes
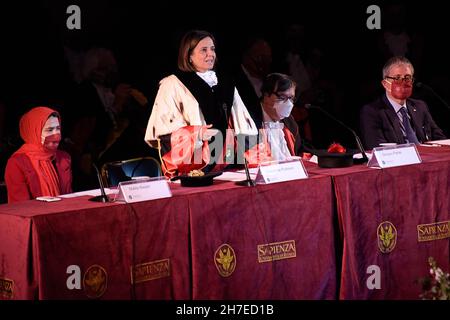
[196,70,218,87]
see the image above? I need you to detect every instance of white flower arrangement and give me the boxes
[420,257,450,300]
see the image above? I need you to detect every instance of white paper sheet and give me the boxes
[59,188,119,198]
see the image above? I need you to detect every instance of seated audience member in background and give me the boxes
[245,73,303,164]
[234,37,272,125]
[145,30,257,178]
[66,47,150,190]
[5,107,72,203]
[360,56,446,150]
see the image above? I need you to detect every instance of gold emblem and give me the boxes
[131,259,170,284]
[377,221,397,253]
[0,278,14,299]
[214,244,236,277]
[417,221,450,242]
[83,265,107,299]
[257,240,297,263]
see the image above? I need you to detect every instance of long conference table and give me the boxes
[0,146,449,300]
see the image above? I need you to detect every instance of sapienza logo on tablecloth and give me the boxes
[363,222,397,291]
[417,220,450,242]
[377,221,397,253]
[0,278,14,299]
[66,264,108,298]
[131,259,171,284]
[257,240,296,263]
[214,244,236,277]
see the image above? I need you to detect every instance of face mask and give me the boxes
[42,133,61,152]
[274,100,294,119]
[390,81,413,100]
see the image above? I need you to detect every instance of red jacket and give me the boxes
[5,150,72,203]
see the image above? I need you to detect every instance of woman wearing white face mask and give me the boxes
[245,73,303,164]
[4,107,72,203]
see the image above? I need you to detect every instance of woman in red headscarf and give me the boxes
[4,106,72,203]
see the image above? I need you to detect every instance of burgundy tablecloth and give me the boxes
[307,146,450,299]
[0,196,191,299]
[2,146,449,300]
[0,177,336,300]
[185,176,336,299]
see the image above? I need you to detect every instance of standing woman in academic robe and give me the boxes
[4,107,72,203]
[145,30,258,178]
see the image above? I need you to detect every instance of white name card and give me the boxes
[114,177,172,203]
[255,157,308,184]
[368,143,422,168]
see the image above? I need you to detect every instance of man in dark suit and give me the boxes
[360,56,446,150]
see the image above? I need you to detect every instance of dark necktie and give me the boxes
[399,107,419,144]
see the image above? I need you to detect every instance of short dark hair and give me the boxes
[178,30,216,72]
[261,73,296,96]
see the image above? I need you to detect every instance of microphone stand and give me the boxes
[416,82,450,111]
[306,104,369,163]
[89,164,111,202]
[236,158,255,187]
[222,103,228,121]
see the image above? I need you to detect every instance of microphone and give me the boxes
[415,82,450,111]
[89,163,111,202]
[222,103,229,121]
[305,104,369,163]
[235,158,255,187]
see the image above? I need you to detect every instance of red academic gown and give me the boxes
[5,150,72,203]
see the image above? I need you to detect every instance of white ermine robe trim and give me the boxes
[145,74,258,148]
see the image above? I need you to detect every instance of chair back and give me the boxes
[101,157,162,187]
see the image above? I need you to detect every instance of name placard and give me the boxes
[114,177,172,203]
[368,143,421,168]
[255,157,308,184]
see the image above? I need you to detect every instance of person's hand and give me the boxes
[112,83,132,113]
[200,124,219,141]
[129,88,148,107]
[202,129,220,141]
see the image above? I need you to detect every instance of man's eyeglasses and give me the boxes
[274,92,296,103]
[385,75,415,84]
